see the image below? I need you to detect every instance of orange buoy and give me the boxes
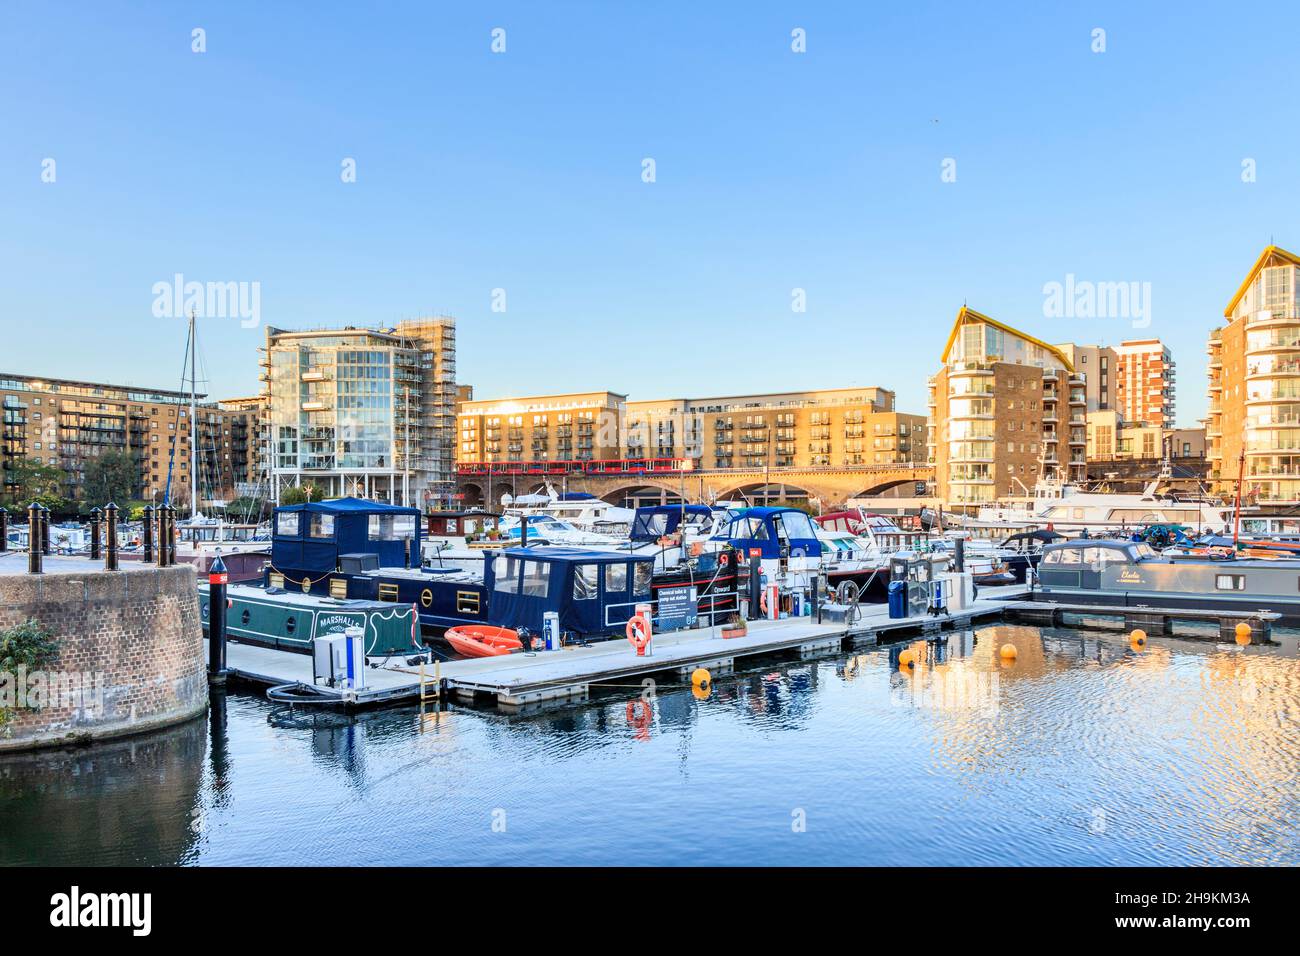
[999,643,1018,661]
[1235,622,1252,646]
[1130,628,1147,647]
[898,648,916,671]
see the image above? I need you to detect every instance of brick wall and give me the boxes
[0,565,207,752]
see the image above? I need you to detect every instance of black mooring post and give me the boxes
[142,505,154,563]
[89,507,102,561]
[168,506,178,566]
[208,554,228,684]
[520,515,528,548]
[0,507,8,553]
[104,502,119,571]
[26,502,42,574]
[812,569,822,624]
[747,553,762,621]
[954,537,965,573]
[40,505,50,555]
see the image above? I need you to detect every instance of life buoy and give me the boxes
[719,551,729,567]
[760,588,769,615]
[626,699,652,737]
[626,614,651,651]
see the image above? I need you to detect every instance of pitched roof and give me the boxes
[939,306,1074,372]
[1224,245,1300,318]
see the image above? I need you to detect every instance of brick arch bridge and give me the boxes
[456,464,933,510]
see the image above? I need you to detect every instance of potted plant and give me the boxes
[721,613,747,640]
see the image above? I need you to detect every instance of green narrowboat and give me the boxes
[198,582,421,657]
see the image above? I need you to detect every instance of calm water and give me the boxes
[2,623,1298,866]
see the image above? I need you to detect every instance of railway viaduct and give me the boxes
[455,464,934,510]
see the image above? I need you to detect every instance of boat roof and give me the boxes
[1001,529,1065,544]
[429,509,502,519]
[1044,538,1142,552]
[276,496,420,517]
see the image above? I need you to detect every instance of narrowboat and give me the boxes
[197,582,421,657]
[1033,538,1300,623]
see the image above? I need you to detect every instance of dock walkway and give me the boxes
[214,586,1026,710]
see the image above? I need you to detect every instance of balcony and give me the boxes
[301,401,329,412]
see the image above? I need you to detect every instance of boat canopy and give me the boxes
[485,546,654,638]
[629,504,713,543]
[712,506,822,559]
[999,529,1066,546]
[271,498,421,572]
[1039,539,1156,565]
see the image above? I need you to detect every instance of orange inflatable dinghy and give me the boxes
[444,625,524,658]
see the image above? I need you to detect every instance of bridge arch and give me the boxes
[716,481,816,508]
[597,482,687,508]
[852,477,928,498]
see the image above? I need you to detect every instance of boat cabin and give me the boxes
[630,504,714,543]
[271,498,422,574]
[426,509,501,539]
[713,507,822,560]
[1036,539,1159,588]
[485,546,654,638]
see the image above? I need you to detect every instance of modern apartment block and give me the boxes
[1,372,256,506]
[1115,339,1176,427]
[455,386,924,471]
[927,307,1088,508]
[1207,245,1300,501]
[262,318,457,505]
[1053,343,1117,412]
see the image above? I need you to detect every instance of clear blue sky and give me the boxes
[3,1,1298,427]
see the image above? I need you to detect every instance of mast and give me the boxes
[189,309,199,518]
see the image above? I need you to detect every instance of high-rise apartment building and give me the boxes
[1115,339,1176,427]
[0,372,255,506]
[927,307,1088,508]
[1053,343,1117,412]
[263,318,457,505]
[1207,245,1300,501]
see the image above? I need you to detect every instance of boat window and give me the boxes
[495,556,521,594]
[446,519,459,534]
[573,564,599,600]
[1215,574,1246,591]
[521,560,551,597]
[633,562,652,596]
[1052,548,1082,565]
[606,563,627,593]
[369,514,417,541]
[277,512,299,536]
[1131,544,1158,560]
[309,514,335,539]
[779,512,817,539]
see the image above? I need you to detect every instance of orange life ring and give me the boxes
[626,614,651,651]
[719,551,729,567]
[626,699,652,737]
[760,588,769,615]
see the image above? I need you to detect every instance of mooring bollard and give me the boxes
[166,505,178,566]
[89,507,102,561]
[27,503,42,574]
[142,505,154,563]
[104,502,119,571]
[208,555,228,684]
[40,504,50,555]
[747,553,762,621]
[0,506,8,554]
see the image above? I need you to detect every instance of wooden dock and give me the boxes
[1002,599,1279,644]
[212,586,1027,711]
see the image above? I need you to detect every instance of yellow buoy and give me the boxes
[898,648,916,671]
[691,667,711,690]
[999,643,1018,660]
[691,682,711,701]
[1235,622,1252,646]
[1130,628,1147,647]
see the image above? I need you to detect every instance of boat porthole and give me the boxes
[421,588,433,608]
[240,609,250,626]
[285,617,296,635]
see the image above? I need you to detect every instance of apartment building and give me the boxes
[455,387,924,471]
[0,372,255,506]
[262,318,457,505]
[1207,245,1300,501]
[1115,339,1176,427]
[1053,344,1116,412]
[927,307,1088,508]
[457,391,626,464]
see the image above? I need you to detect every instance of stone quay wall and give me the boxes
[0,565,207,752]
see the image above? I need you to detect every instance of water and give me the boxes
[2,623,1298,866]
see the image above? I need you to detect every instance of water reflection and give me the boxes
[1,623,1297,866]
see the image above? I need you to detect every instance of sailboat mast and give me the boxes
[189,309,199,518]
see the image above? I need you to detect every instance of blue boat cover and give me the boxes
[484,546,653,638]
[712,506,823,559]
[630,504,714,542]
[272,498,422,572]
[558,492,597,500]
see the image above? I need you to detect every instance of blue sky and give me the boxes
[2,1,1298,426]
